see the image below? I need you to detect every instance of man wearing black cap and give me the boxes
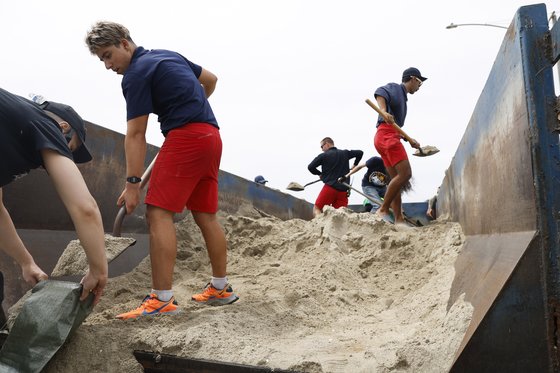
[372,67,427,226]
[0,87,108,305]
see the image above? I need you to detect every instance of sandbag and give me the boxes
[0,280,93,373]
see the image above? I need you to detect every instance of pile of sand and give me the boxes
[12,205,472,373]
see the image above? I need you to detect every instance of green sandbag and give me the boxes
[0,280,93,373]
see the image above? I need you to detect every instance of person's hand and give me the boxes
[80,269,108,306]
[117,183,141,215]
[427,208,435,219]
[337,175,348,183]
[21,261,48,286]
[382,111,395,124]
[409,138,421,149]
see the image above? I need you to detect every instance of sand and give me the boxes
[9,205,472,373]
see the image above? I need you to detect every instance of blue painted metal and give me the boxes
[438,4,560,371]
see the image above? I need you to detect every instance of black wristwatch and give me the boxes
[126,176,142,184]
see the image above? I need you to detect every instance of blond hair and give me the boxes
[85,21,134,54]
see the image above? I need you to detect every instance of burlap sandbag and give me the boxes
[0,280,93,373]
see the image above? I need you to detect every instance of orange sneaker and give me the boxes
[116,294,179,320]
[191,283,239,306]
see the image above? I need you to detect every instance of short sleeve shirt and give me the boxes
[361,156,389,188]
[0,88,72,187]
[374,82,408,128]
[122,47,218,136]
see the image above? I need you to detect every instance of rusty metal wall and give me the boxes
[0,120,313,312]
[439,4,560,371]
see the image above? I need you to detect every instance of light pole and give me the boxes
[446,22,507,30]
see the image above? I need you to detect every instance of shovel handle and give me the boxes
[365,98,418,148]
[303,179,322,188]
[112,154,158,237]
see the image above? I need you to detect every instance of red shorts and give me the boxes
[374,123,408,167]
[315,184,348,210]
[145,123,222,213]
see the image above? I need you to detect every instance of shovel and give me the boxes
[52,154,158,282]
[286,179,321,191]
[365,98,439,157]
[339,180,420,227]
[112,154,158,237]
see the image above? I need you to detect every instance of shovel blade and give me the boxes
[286,182,305,191]
[413,145,440,157]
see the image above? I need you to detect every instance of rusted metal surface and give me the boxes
[439,4,560,371]
[0,120,314,314]
[133,350,301,373]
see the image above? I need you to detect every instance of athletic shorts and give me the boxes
[145,123,222,213]
[374,123,408,167]
[315,184,348,210]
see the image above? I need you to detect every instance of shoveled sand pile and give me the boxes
[11,205,472,373]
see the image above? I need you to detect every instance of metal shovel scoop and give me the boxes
[413,145,440,157]
[286,179,321,191]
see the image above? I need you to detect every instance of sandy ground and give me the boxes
[9,205,472,373]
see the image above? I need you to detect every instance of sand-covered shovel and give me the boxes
[286,179,321,191]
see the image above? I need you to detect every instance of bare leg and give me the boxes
[377,159,412,224]
[192,211,227,277]
[313,205,322,218]
[146,205,176,290]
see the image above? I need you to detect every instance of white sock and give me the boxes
[152,289,173,302]
[210,277,228,290]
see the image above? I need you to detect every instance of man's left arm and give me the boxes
[198,68,218,98]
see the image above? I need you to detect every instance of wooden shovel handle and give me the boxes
[365,98,415,144]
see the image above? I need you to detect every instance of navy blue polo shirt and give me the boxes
[0,88,73,187]
[374,82,408,128]
[122,47,218,136]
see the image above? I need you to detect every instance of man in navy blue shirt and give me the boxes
[86,21,238,319]
[0,88,108,304]
[308,137,363,217]
[373,67,426,225]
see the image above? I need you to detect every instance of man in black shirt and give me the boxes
[308,137,363,217]
[0,88,107,305]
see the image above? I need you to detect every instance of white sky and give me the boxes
[1,0,558,205]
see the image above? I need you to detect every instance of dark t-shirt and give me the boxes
[308,147,363,191]
[361,156,389,189]
[0,88,72,187]
[122,47,218,136]
[374,82,408,128]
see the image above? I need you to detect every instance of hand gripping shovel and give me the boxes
[365,98,439,157]
[286,179,321,191]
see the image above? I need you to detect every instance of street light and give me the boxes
[446,22,507,30]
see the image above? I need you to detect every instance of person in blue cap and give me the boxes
[254,175,268,185]
[0,87,108,305]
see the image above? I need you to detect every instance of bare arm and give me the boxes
[118,115,148,215]
[41,150,108,304]
[198,68,218,98]
[0,189,48,285]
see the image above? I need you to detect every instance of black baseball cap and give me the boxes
[402,67,427,81]
[40,101,93,163]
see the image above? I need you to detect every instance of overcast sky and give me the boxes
[2,0,558,205]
